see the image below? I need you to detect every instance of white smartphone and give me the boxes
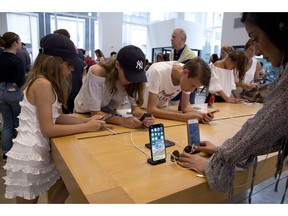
[148,124,166,164]
[187,119,200,148]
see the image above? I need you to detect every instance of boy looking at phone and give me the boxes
[141,58,214,123]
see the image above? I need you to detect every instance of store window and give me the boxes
[50,15,85,49]
[122,24,147,55]
[123,12,149,55]
[7,13,39,62]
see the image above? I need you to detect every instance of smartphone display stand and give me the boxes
[144,140,175,149]
[147,158,166,165]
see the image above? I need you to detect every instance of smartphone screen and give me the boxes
[187,119,200,147]
[149,124,166,162]
[100,114,113,121]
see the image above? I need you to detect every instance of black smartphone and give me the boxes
[100,114,113,121]
[147,123,166,165]
[187,119,200,153]
[207,109,220,116]
[139,112,152,122]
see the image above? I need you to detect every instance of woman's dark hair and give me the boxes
[211,53,219,63]
[54,29,71,39]
[241,13,288,52]
[0,32,20,48]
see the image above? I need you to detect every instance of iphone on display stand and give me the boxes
[147,124,166,165]
[186,119,200,154]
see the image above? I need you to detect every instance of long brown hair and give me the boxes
[228,50,247,82]
[98,58,145,106]
[22,54,71,107]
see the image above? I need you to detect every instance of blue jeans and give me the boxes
[0,82,22,153]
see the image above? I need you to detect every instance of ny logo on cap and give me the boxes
[136,60,143,70]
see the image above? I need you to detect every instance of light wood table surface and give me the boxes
[73,102,263,139]
[165,102,263,121]
[73,117,186,139]
[51,102,281,203]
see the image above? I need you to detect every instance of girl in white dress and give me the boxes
[3,33,105,203]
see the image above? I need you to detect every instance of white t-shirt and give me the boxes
[244,59,257,83]
[209,65,236,97]
[141,61,182,109]
[74,70,136,113]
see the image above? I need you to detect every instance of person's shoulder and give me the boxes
[31,77,51,87]
[90,64,106,77]
[148,61,170,71]
[27,77,53,95]
[213,60,222,67]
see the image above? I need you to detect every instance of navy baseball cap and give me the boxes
[117,45,147,83]
[39,33,86,68]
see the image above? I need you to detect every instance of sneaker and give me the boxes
[2,153,7,162]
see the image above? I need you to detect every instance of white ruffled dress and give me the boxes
[3,90,61,200]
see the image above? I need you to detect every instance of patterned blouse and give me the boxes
[205,64,288,193]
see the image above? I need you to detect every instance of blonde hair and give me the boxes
[245,38,254,51]
[221,45,234,54]
[23,54,71,107]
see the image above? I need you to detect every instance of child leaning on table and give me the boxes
[3,33,105,204]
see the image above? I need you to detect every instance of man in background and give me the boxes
[169,28,197,105]
[16,42,31,74]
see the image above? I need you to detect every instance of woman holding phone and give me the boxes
[178,12,288,203]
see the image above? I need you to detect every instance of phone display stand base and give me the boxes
[147,158,166,165]
[145,140,175,149]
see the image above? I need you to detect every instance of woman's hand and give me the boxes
[226,97,237,103]
[193,141,218,155]
[235,98,250,104]
[200,113,214,124]
[85,117,105,131]
[242,82,257,91]
[121,117,144,128]
[142,116,155,128]
[178,152,207,174]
